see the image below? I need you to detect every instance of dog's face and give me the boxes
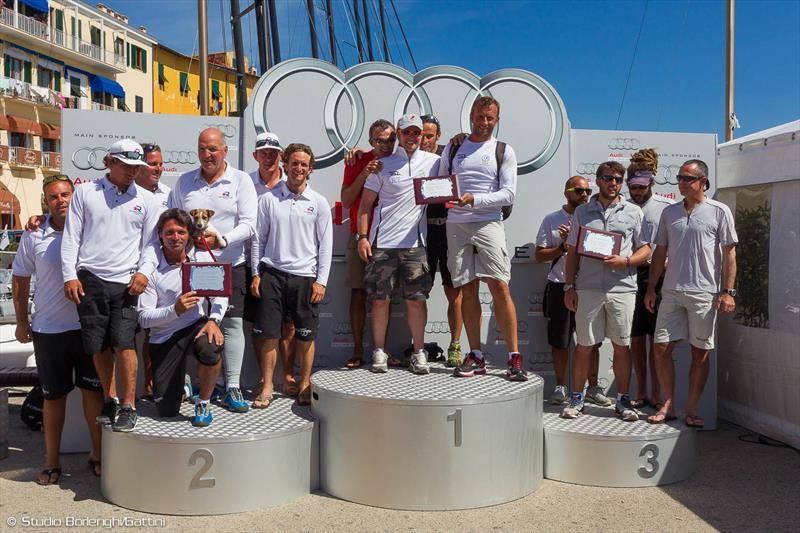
[189,208,215,231]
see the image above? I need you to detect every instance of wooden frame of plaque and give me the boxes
[181,262,232,297]
[576,226,623,259]
[413,175,459,205]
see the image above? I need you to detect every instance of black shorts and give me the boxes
[631,267,664,337]
[543,282,575,350]
[225,263,248,319]
[150,319,223,417]
[76,270,138,355]
[32,329,102,400]
[243,266,258,322]
[254,266,319,342]
[426,224,453,288]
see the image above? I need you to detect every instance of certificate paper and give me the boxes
[583,231,616,257]
[413,175,459,204]
[190,265,225,292]
[421,178,455,199]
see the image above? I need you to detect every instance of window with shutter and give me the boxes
[142,50,147,73]
[179,72,189,95]
[23,61,32,84]
[54,72,61,92]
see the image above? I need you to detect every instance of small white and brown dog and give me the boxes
[189,208,226,247]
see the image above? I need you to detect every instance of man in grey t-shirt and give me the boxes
[645,159,738,428]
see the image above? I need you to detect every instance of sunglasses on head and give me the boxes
[400,128,422,137]
[421,114,440,125]
[600,175,624,183]
[110,150,144,161]
[43,174,72,186]
[566,187,591,195]
[141,143,161,154]
[256,138,281,149]
[370,135,396,146]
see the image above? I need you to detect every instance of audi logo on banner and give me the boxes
[330,322,352,335]
[576,162,600,176]
[607,138,641,150]
[425,321,451,334]
[479,291,493,305]
[162,151,199,165]
[201,124,236,138]
[655,164,682,185]
[72,146,108,170]
[528,292,544,305]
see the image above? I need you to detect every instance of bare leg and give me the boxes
[142,331,153,397]
[653,341,676,415]
[459,280,482,352]
[349,288,367,361]
[611,342,632,395]
[295,339,315,403]
[552,347,569,385]
[686,345,711,416]
[405,299,427,352]
[280,322,297,394]
[42,397,67,471]
[197,360,222,400]
[256,338,279,402]
[631,335,648,400]
[570,344,595,394]
[649,335,661,403]
[93,348,115,400]
[116,348,138,406]
[588,345,601,388]
[444,286,463,344]
[370,299,390,349]
[486,278,519,354]
[79,388,103,469]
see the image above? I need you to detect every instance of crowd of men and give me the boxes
[10,95,738,486]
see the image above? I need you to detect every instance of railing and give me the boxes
[0,76,66,108]
[42,151,61,169]
[0,7,126,69]
[91,101,123,112]
[9,146,43,167]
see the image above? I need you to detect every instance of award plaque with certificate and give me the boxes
[577,226,623,259]
[181,262,232,297]
[414,175,459,205]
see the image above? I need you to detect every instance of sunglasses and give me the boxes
[43,174,72,186]
[400,128,422,137]
[370,136,396,146]
[600,175,624,183]
[110,150,144,161]
[141,143,161,154]
[628,184,649,191]
[421,114,440,125]
[566,187,592,195]
[256,138,281,149]
[676,174,703,182]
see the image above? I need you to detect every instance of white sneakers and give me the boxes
[371,348,389,373]
[410,350,430,375]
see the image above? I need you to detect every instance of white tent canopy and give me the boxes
[718,119,800,188]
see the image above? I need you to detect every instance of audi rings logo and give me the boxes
[425,321,451,334]
[607,138,641,150]
[528,292,544,305]
[330,322,352,335]
[72,147,108,170]
[162,151,198,165]
[576,162,600,176]
[201,124,236,138]
[479,292,493,305]
[655,164,682,186]
[249,59,567,172]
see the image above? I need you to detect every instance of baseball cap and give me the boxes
[255,132,282,151]
[108,139,147,166]
[396,114,423,130]
[627,169,654,186]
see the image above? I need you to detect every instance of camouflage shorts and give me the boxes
[364,247,432,301]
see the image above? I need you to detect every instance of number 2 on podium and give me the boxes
[189,449,216,489]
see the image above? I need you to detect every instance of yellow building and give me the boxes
[153,44,259,117]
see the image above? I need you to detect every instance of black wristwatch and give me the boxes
[722,288,737,297]
[356,234,369,242]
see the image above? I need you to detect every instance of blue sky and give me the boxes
[106,0,799,139]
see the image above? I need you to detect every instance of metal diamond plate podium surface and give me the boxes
[311,363,544,510]
[543,403,695,487]
[101,398,318,515]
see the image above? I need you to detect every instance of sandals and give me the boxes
[36,467,62,485]
[345,357,365,369]
[281,381,299,397]
[647,411,677,424]
[685,415,705,428]
[252,392,273,409]
[630,398,650,409]
[297,388,312,407]
[88,458,101,477]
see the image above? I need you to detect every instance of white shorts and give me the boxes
[446,220,511,287]
[654,289,717,350]
[575,289,636,347]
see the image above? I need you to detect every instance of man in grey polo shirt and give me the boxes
[645,159,738,427]
[561,161,652,421]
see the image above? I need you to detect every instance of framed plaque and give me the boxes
[181,262,232,297]
[577,226,623,259]
[414,175,459,205]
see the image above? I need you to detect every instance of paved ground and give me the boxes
[1,394,798,533]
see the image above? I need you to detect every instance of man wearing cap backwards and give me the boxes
[357,114,440,374]
[625,149,672,410]
[61,139,159,432]
[169,128,257,413]
[438,96,528,382]
[246,132,297,397]
[645,159,737,428]
[561,161,652,422]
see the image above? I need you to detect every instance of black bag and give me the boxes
[20,385,44,431]
[447,140,512,220]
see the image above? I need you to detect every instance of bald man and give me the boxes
[168,128,257,412]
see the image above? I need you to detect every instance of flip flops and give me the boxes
[297,388,312,407]
[345,357,365,369]
[36,467,62,485]
[252,392,273,409]
[647,411,677,424]
[685,415,705,428]
[630,398,650,409]
[281,381,299,397]
[88,458,101,477]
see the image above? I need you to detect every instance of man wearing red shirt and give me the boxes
[340,119,395,368]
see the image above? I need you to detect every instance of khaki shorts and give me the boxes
[446,220,511,287]
[364,247,432,301]
[654,289,717,349]
[345,237,366,289]
[575,289,636,347]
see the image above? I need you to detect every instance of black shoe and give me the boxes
[112,405,138,432]
[96,398,119,425]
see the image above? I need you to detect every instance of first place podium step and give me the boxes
[101,397,318,515]
[311,363,544,510]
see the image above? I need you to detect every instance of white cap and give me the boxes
[396,114,423,130]
[107,139,147,166]
[255,132,282,151]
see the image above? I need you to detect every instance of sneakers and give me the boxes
[183,374,194,403]
[221,387,250,413]
[446,341,463,367]
[586,385,612,407]
[615,395,639,422]
[561,393,585,419]
[371,348,389,373]
[453,352,486,377]
[410,350,430,375]
[507,353,528,382]
[549,385,569,405]
[112,405,138,432]
[96,398,119,425]
[192,402,213,427]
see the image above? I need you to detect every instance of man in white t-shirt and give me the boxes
[438,96,527,382]
[356,114,440,374]
[645,159,738,428]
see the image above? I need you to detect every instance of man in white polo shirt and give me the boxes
[13,174,104,483]
[251,143,332,407]
[169,127,257,413]
[438,96,527,382]
[645,159,738,428]
[356,114,440,374]
[61,138,158,433]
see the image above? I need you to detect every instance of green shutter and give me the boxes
[70,16,75,36]
[142,49,147,73]
[55,10,64,31]
[4,57,10,78]
[23,61,32,84]
[158,63,165,83]
[180,72,189,93]
[54,71,61,92]
[211,80,220,99]
[127,43,131,67]
[78,21,82,40]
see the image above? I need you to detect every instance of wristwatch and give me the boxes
[218,235,228,249]
[564,283,575,291]
[210,317,222,326]
[356,234,369,242]
[722,288,737,297]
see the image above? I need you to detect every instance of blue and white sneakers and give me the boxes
[192,402,213,427]
[221,387,250,413]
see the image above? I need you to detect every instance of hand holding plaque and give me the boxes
[414,175,459,205]
[181,262,232,297]
[576,226,623,259]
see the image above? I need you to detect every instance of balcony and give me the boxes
[91,101,124,112]
[0,77,67,109]
[42,151,60,169]
[0,7,126,72]
[7,146,42,167]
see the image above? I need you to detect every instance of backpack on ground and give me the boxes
[20,385,43,431]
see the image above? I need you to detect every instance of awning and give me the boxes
[18,0,49,13]
[39,122,60,140]
[90,75,125,98]
[0,188,21,215]
[5,115,41,136]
